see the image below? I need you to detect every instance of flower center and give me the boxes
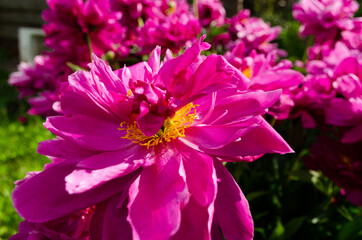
[119,102,198,149]
[242,67,253,79]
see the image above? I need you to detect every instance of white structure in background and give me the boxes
[18,27,45,62]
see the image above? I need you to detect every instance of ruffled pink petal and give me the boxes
[175,143,217,207]
[186,118,293,157]
[250,70,304,91]
[65,147,154,194]
[194,90,282,126]
[186,55,250,98]
[127,150,189,240]
[213,159,253,240]
[60,91,112,120]
[12,161,139,222]
[89,53,127,95]
[44,115,132,151]
[37,138,97,160]
[155,36,210,91]
[90,192,132,240]
[185,118,260,150]
[170,197,212,240]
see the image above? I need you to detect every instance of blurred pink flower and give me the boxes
[12,37,293,239]
[197,0,226,28]
[139,2,201,54]
[227,9,282,56]
[225,42,305,120]
[293,0,359,43]
[325,56,362,143]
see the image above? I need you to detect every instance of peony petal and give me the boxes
[155,36,210,91]
[44,115,132,151]
[170,197,212,240]
[66,148,154,194]
[187,55,250,98]
[90,192,132,240]
[37,138,97,160]
[12,161,139,223]
[213,159,253,240]
[194,90,282,126]
[250,70,304,91]
[185,118,293,157]
[176,142,217,207]
[127,149,189,240]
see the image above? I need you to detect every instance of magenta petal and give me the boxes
[60,91,112,120]
[326,98,360,126]
[213,159,253,240]
[342,125,362,143]
[187,55,250,98]
[170,197,212,240]
[155,36,210,89]
[37,138,97,160]
[185,119,259,150]
[76,145,151,169]
[89,53,127,95]
[194,90,282,126]
[66,148,153,194]
[12,161,139,222]
[90,193,132,240]
[251,70,304,90]
[191,118,293,156]
[127,150,189,240]
[176,142,217,207]
[44,115,132,151]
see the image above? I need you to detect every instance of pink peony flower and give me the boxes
[197,0,226,28]
[289,42,361,128]
[43,0,127,59]
[341,17,362,51]
[325,55,362,143]
[227,9,282,56]
[10,209,94,240]
[12,38,293,239]
[293,0,359,43]
[138,2,201,54]
[304,136,362,206]
[224,42,305,120]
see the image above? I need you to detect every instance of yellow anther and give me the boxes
[242,67,253,79]
[119,102,198,149]
[127,89,132,97]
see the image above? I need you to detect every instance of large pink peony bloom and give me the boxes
[12,38,293,239]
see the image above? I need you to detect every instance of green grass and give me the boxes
[0,113,52,239]
[0,67,52,239]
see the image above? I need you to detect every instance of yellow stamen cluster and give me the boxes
[119,102,198,149]
[242,67,253,79]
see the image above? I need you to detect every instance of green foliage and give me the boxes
[226,119,362,240]
[0,69,52,239]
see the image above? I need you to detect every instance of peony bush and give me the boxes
[6,0,362,239]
